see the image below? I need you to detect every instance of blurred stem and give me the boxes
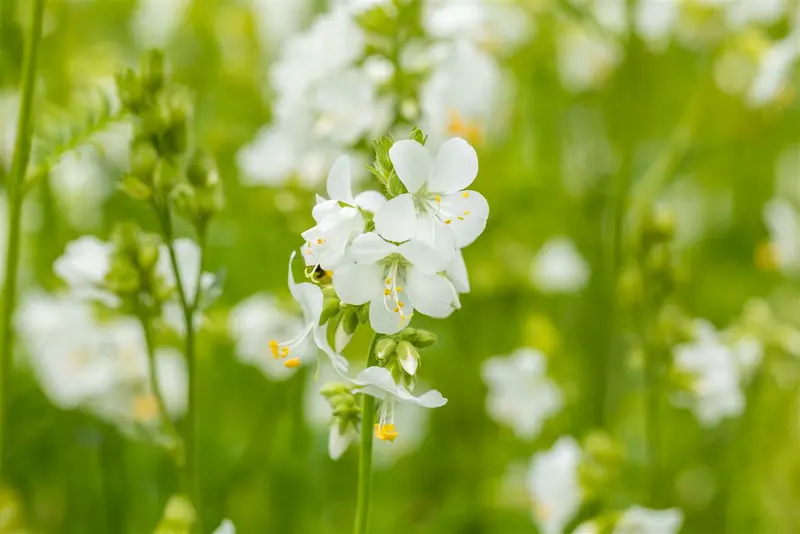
[136,309,184,468]
[154,202,205,532]
[0,0,46,481]
[353,333,380,534]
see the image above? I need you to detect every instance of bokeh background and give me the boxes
[1,0,800,533]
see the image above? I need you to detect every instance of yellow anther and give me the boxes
[375,423,399,442]
[316,238,324,245]
[384,288,391,296]
[280,346,290,358]
[462,192,469,198]
[395,287,403,292]
[446,109,484,146]
[436,195,441,203]
[398,302,405,308]
[457,216,464,221]
[284,357,302,368]
[305,248,312,255]
[385,278,392,284]
[393,307,399,313]
[269,340,280,358]
[445,219,452,224]
[324,270,333,277]
[463,210,470,215]
[132,395,159,422]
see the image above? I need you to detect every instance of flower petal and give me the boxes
[287,251,323,322]
[388,139,432,193]
[348,233,396,263]
[312,198,342,223]
[354,190,387,213]
[439,190,489,247]
[368,293,412,334]
[429,137,478,194]
[328,424,355,460]
[446,250,470,293]
[326,155,354,202]
[405,266,456,319]
[353,366,398,396]
[313,325,350,374]
[333,262,384,305]
[373,194,418,243]
[400,217,455,272]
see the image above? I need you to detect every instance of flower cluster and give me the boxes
[267,131,487,452]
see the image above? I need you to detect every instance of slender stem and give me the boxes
[136,310,184,466]
[0,0,46,480]
[353,334,380,534]
[154,203,204,531]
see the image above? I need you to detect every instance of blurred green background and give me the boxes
[2,0,800,533]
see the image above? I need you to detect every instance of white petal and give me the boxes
[333,263,384,305]
[398,348,418,376]
[373,194,418,243]
[412,389,448,408]
[439,190,489,247]
[354,190,387,213]
[353,366,398,396]
[349,233,396,263]
[313,325,350,375]
[368,293,412,334]
[312,198,342,223]
[446,250,470,293]
[334,321,354,353]
[405,267,456,319]
[328,425,355,460]
[399,231,454,274]
[287,252,323,322]
[211,519,236,534]
[326,155,354,203]
[429,137,478,194]
[388,139,432,194]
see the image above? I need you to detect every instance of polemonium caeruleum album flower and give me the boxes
[527,436,584,534]
[530,237,591,295]
[482,347,563,440]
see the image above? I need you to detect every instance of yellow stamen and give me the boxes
[395,287,403,293]
[462,192,469,198]
[446,109,484,146]
[284,357,302,368]
[445,219,452,224]
[316,238,324,245]
[457,216,464,221]
[463,210,470,215]
[393,307,399,313]
[280,346,290,358]
[384,288,391,296]
[398,302,405,308]
[375,423,398,442]
[436,195,441,203]
[385,278,392,284]
[324,270,333,277]
[269,340,280,358]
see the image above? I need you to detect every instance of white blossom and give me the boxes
[527,436,584,534]
[763,198,800,275]
[211,519,236,534]
[53,235,118,306]
[482,348,563,440]
[612,506,684,534]
[530,237,590,294]
[131,0,190,49]
[423,0,532,52]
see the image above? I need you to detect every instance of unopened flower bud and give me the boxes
[187,149,219,189]
[341,308,359,336]
[320,382,353,397]
[111,222,141,255]
[356,302,370,324]
[120,174,152,200]
[130,140,159,180]
[115,68,144,113]
[375,337,397,361]
[141,49,166,94]
[396,341,420,376]
[153,159,180,194]
[411,329,437,348]
[319,296,341,326]
[137,235,161,271]
[398,327,418,341]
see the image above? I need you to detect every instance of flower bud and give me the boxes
[115,68,144,113]
[111,222,141,255]
[320,382,353,397]
[411,329,437,348]
[154,494,196,534]
[137,234,161,272]
[398,327,417,341]
[130,140,159,180]
[141,49,166,94]
[375,337,397,361]
[153,159,180,194]
[579,431,623,500]
[356,302,370,324]
[187,149,218,189]
[327,312,343,349]
[120,174,153,200]
[319,296,341,326]
[396,340,420,376]
[341,308,359,336]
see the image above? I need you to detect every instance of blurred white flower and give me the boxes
[635,0,680,51]
[250,0,312,55]
[423,0,532,52]
[49,146,111,230]
[53,235,118,306]
[482,347,563,440]
[612,505,684,534]
[763,198,800,275]
[557,23,622,92]
[332,233,459,334]
[131,0,190,49]
[530,237,590,294]
[527,436,584,534]
[352,366,446,442]
[672,320,762,426]
[748,30,800,107]
[228,293,307,381]
[211,519,236,534]
[420,40,506,147]
[374,137,488,250]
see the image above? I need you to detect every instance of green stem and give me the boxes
[0,0,46,480]
[353,334,380,534]
[155,203,204,531]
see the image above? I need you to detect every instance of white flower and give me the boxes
[635,0,680,52]
[530,237,590,294]
[328,422,359,461]
[612,506,684,534]
[423,0,532,52]
[420,40,506,147]
[333,233,460,334]
[270,252,349,373]
[672,320,758,426]
[131,0,190,48]
[301,155,385,271]
[482,348,563,440]
[49,146,112,230]
[211,519,236,534]
[373,137,488,251]
[228,293,307,381]
[53,235,118,306]
[526,436,584,534]
[351,366,446,442]
[763,198,800,275]
[748,31,800,107]
[557,24,622,92]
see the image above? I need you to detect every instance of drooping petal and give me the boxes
[388,139,432,193]
[312,198,341,223]
[405,266,456,319]
[348,233,397,263]
[396,388,448,408]
[446,250,470,293]
[373,194,418,243]
[353,366,398,397]
[368,293,412,334]
[326,155,354,203]
[439,190,489,247]
[333,263,384,305]
[429,137,478,194]
[354,190,387,213]
[313,325,350,374]
[287,251,323,322]
[328,424,355,460]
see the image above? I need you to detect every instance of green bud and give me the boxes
[115,68,144,113]
[322,286,338,300]
[120,174,152,200]
[355,4,396,35]
[141,49,166,94]
[154,494,195,534]
[153,159,180,194]
[161,121,190,156]
[617,264,643,308]
[341,308,359,336]
[375,337,397,360]
[130,140,159,180]
[356,302,370,324]
[187,149,219,189]
[320,296,341,326]
[137,234,161,271]
[398,327,418,341]
[327,312,343,349]
[411,329,437,348]
[106,260,141,295]
[111,222,141,255]
[396,340,420,376]
[320,382,353,397]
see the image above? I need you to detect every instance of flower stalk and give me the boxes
[353,333,381,534]
[0,0,46,479]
